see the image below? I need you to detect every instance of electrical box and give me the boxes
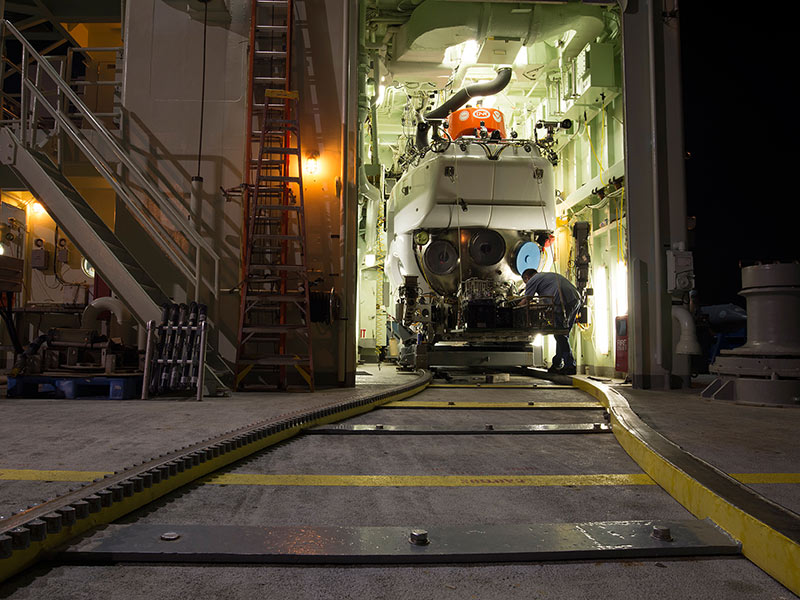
[666,249,694,293]
[56,246,69,263]
[31,247,49,270]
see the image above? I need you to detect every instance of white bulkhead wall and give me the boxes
[121,0,248,361]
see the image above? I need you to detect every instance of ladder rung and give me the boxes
[253,77,286,84]
[251,234,302,240]
[259,175,301,183]
[256,0,289,6]
[246,293,306,302]
[264,118,298,127]
[252,204,301,211]
[251,159,286,166]
[255,50,287,58]
[243,325,306,334]
[256,25,288,33]
[252,103,286,111]
[239,355,310,366]
[256,146,299,155]
[250,264,307,272]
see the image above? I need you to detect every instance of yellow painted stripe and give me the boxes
[382,401,603,409]
[204,473,656,487]
[572,376,800,595]
[3,467,799,488]
[427,384,573,389]
[733,473,800,485]
[0,469,111,481]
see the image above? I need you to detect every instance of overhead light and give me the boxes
[376,84,386,106]
[304,153,320,177]
[532,334,544,347]
[30,201,46,216]
[514,46,528,66]
[364,254,376,268]
[443,39,479,68]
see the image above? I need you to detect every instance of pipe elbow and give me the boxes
[672,305,701,355]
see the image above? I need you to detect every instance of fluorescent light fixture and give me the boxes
[0,243,4,256]
[514,46,528,66]
[443,39,479,68]
[614,261,627,317]
[364,254,376,268]
[594,265,610,354]
[376,84,386,106]
[533,334,544,347]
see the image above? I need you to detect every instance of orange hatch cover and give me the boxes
[446,106,507,140]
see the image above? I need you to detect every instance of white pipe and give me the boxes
[82,296,137,346]
[671,305,701,355]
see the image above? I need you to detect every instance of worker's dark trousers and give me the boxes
[552,302,581,368]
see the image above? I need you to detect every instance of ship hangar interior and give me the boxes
[0,0,798,598]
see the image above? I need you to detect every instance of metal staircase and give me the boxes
[0,20,221,339]
[235,0,314,392]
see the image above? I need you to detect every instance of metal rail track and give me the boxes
[0,371,432,582]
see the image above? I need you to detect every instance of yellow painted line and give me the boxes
[204,473,656,487]
[382,401,603,409]
[573,376,800,596]
[733,473,800,485]
[427,384,573,389]
[0,469,111,481]
[4,468,798,488]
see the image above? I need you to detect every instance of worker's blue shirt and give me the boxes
[524,272,581,309]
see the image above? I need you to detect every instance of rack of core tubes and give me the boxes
[141,302,209,401]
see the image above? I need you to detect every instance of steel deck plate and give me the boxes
[61,520,739,564]
[380,401,603,409]
[305,423,612,435]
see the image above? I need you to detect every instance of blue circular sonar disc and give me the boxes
[515,242,541,275]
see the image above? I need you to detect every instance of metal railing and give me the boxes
[0,19,219,301]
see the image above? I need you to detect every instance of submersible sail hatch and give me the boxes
[385,67,565,365]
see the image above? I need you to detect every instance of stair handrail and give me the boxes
[0,19,220,298]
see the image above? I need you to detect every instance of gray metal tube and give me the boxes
[646,2,670,387]
[424,67,512,120]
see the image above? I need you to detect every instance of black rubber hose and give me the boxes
[415,122,430,152]
[424,67,513,121]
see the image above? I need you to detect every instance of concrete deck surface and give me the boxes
[0,366,797,599]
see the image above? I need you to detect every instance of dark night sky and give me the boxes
[679,5,797,307]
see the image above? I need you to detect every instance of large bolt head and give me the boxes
[409,529,430,546]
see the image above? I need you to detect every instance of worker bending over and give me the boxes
[521,268,582,375]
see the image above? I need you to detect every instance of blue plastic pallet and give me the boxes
[7,374,142,400]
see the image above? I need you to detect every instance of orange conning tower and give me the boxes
[446,106,507,140]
